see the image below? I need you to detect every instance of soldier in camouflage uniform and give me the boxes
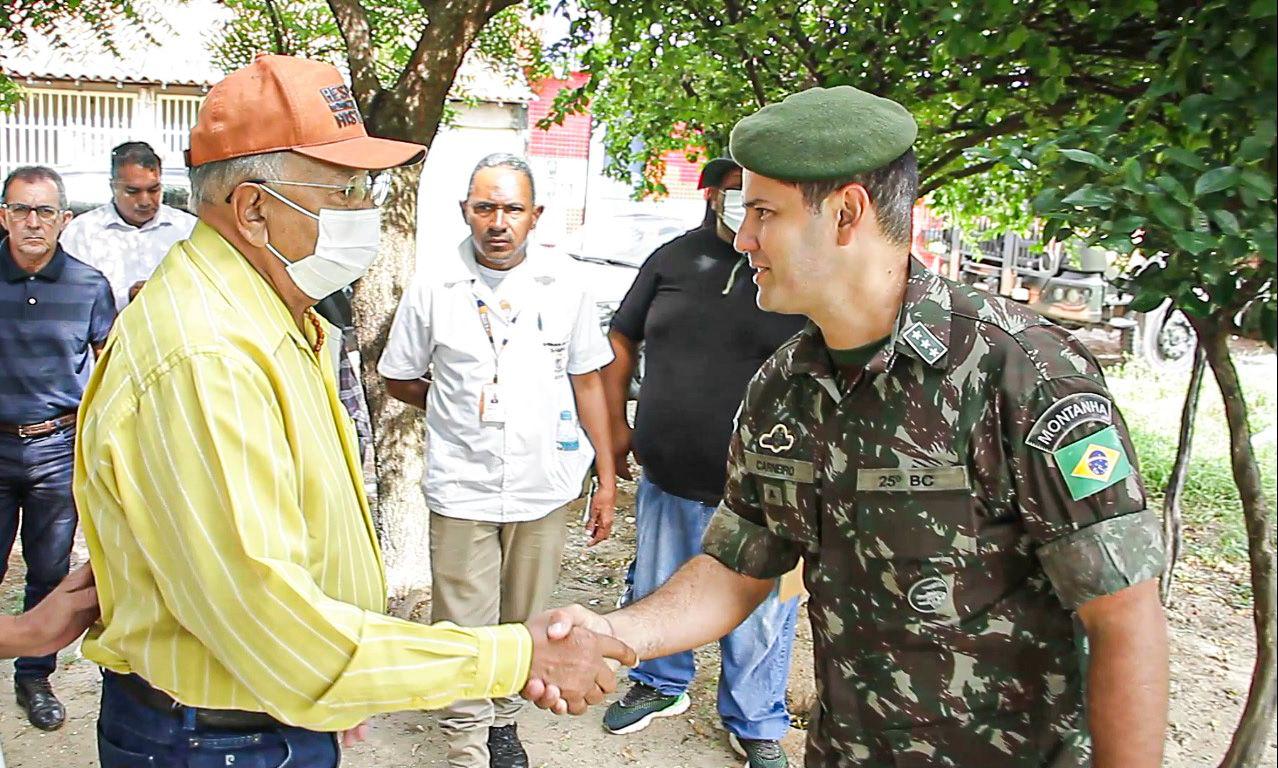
[524,85,1170,768]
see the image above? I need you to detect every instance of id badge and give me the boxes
[480,383,506,424]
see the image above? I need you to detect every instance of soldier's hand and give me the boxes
[522,607,635,715]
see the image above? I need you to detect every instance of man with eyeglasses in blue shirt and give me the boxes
[0,165,115,734]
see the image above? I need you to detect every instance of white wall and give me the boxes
[415,102,527,267]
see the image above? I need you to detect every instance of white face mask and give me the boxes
[257,184,382,300]
[720,189,746,233]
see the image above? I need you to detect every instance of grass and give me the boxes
[1106,350,1277,569]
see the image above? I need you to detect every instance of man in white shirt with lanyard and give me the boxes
[60,141,196,311]
[379,153,617,768]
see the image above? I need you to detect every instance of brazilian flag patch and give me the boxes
[1052,425,1132,501]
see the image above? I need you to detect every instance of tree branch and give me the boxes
[919,158,1001,197]
[325,0,382,113]
[721,0,767,107]
[377,0,520,145]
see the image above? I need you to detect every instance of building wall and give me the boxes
[415,101,528,264]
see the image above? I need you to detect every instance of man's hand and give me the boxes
[128,280,146,302]
[11,564,99,657]
[522,605,622,714]
[611,421,636,481]
[521,609,636,715]
[586,482,616,547]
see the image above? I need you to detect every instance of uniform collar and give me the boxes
[180,221,323,357]
[785,257,953,379]
[1,238,68,283]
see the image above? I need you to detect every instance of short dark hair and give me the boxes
[2,165,68,209]
[468,153,536,202]
[111,141,162,179]
[792,149,918,245]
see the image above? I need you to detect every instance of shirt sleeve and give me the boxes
[1006,367,1164,609]
[701,397,803,580]
[88,276,117,344]
[566,282,614,374]
[608,249,661,342]
[119,351,532,729]
[377,273,435,380]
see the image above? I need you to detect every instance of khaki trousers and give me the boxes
[429,506,570,768]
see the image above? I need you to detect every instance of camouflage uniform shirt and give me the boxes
[702,259,1164,767]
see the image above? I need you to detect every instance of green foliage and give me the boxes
[1022,0,1276,344]
[213,1,546,117]
[1110,359,1278,569]
[547,0,1193,220]
[0,0,152,113]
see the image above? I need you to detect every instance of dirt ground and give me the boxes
[1,484,1275,768]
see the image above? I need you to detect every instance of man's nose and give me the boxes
[492,209,506,229]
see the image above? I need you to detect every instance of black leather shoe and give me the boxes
[487,723,530,768]
[15,678,65,731]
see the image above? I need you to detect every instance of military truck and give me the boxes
[916,222,1197,370]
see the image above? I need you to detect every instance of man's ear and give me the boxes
[530,204,545,229]
[231,184,270,248]
[458,199,470,225]
[834,183,871,247]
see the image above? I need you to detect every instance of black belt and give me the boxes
[0,412,76,438]
[107,671,282,731]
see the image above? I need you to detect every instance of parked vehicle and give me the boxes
[564,211,693,396]
[925,223,1197,370]
[58,167,193,217]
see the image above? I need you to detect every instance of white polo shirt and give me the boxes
[378,237,614,523]
[61,203,197,310]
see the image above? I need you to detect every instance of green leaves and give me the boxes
[1059,148,1111,169]
[1062,184,1117,207]
[1194,166,1241,196]
[1173,230,1219,255]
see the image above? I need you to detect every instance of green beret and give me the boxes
[729,85,917,182]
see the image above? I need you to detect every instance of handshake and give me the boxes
[520,605,633,715]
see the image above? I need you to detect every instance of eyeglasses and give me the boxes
[228,171,391,206]
[1,203,62,223]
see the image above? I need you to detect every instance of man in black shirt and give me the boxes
[600,158,805,768]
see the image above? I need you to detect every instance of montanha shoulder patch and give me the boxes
[1026,392,1113,453]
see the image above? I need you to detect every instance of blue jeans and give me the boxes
[0,428,78,681]
[97,672,340,767]
[626,477,797,741]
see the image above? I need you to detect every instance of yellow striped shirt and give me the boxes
[74,222,531,730]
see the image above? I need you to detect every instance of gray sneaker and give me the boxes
[729,733,789,768]
[602,682,691,734]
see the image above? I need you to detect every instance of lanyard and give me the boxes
[477,298,520,383]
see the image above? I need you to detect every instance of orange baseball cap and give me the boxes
[186,54,425,170]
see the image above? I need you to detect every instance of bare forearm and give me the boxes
[600,331,637,432]
[383,377,430,410]
[0,615,34,658]
[1080,580,1169,768]
[570,371,615,485]
[605,554,772,661]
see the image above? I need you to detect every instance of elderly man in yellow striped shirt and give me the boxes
[73,54,634,768]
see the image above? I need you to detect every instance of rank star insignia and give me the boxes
[903,321,946,365]
[1071,443,1120,482]
[758,423,796,454]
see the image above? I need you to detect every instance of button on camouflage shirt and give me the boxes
[702,258,1164,768]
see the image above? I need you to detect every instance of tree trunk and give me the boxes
[1192,319,1277,768]
[1160,344,1207,606]
[352,163,429,601]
